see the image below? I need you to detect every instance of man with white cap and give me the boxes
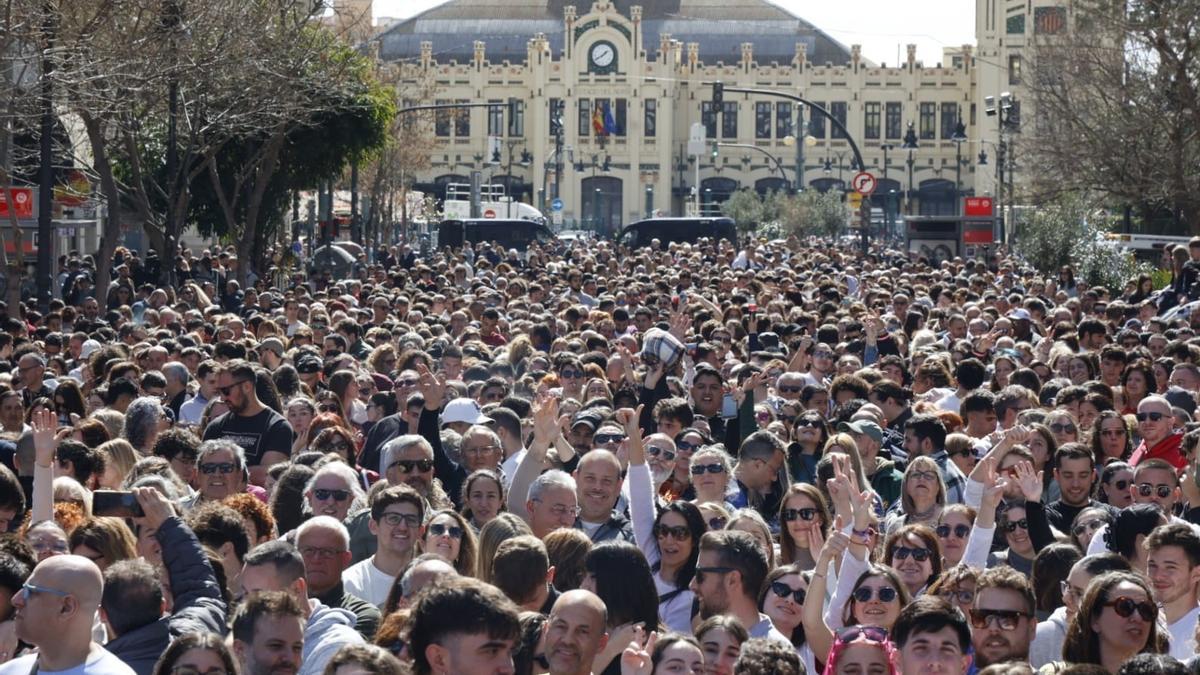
[415,367,493,509]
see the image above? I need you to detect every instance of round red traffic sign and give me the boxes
[483,209,496,219]
[852,171,877,195]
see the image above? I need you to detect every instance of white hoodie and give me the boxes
[1030,606,1068,669]
[300,599,364,675]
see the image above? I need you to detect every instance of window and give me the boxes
[508,100,524,137]
[885,102,902,139]
[1008,54,1022,85]
[487,102,504,136]
[776,102,792,139]
[435,99,450,137]
[830,102,847,139]
[644,99,656,138]
[1034,7,1066,34]
[941,103,960,139]
[579,98,591,137]
[809,101,826,139]
[702,101,717,139]
[549,98,563,136]
[1006,13,1025,34]
[722,102,738,139]
[454,99,470,136]
[864,102,881,140]
[615,98,627,136]
[755,102,772,139]
[919,102,936,140]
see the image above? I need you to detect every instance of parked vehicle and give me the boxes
[617,217,737,248]
[435,219,557,252]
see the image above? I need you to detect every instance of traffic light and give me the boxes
[712,81,724,107]
[710,141,719,160]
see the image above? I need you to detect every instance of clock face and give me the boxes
[591,42,615,68]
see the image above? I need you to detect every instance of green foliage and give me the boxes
[1013,193,1151,291]
[777,189,849,240]
[721,189,765,235]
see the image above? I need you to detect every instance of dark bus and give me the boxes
[436,219,557,252]
[617,217,737,248]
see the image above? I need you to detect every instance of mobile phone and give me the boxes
[672,295,680,309]
[721,393,738,419]
[747,303,758,313]
[93,491,145,518]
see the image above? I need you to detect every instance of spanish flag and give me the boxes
[592,102,606,136]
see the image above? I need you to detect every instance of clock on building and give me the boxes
[589,41,617,73]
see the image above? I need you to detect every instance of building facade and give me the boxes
[379,0,1043,233]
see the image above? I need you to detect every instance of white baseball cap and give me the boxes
[441,397,493,426]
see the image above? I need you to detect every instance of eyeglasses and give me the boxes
[1072,519,1106,537]
[1103,596,1158,621]
[19,582,71,600]
[969,608,1030,630]
[379,512,422,528]
[199,462,237,475]
[427,523,464,539]
[217,379,251,396]
[593,433,626,445]
[893,546,933,562]
[707,516,728,530]
[1137,483,1173,499]
[909,470,938,482]
[770,581,807,605]
[313,489,351,502]
[654,524,691,541]
[694,566,736,583]
[531,499,581,518]
[647,446,677,461]
[1049,423,1077,435]
[1136,411,1168,422]
[937,524,971,539]
[835,626,889,644]
[1003,519,1030,533]
[938,589,975,605]
[300,546,346,559]
[852,586,899,603]
[388,459,434,474]
[782,507,819,522]
[29,539,69,555]
[463,445,500,457]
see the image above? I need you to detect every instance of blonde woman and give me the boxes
[881,455,947,534]
[96,439,140,489]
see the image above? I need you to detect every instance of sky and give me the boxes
[372,0,977,66]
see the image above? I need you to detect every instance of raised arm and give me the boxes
[962,457,1004,570]
[30,409,58,524]
[620,406,658,566]
[507,396,560,521]
[804,522,850,667]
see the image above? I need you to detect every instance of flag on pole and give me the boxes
[603,100,618,135]
[592,103,606,136]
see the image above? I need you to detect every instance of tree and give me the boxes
[778,189,848,240]
[720,188,765,236]
[1025,0,1200,231]
[1013,192,1148,290]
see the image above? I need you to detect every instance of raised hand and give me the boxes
[416,364,447,411]
[807,518,827,562]
[819,516,851,563]
[1012,460,1043,503]
[133,486,175,529]
[620,629,657,675]
[30,408,58,468]
[532,394,561,447]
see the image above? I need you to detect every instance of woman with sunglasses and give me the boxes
[624,408,704,633]
[1058,572,1166,674]
[785,412,829,487]
[777,483,830,571]
[934,504,976,568]
[1031,553,1133,670]
[882,456,945,535]
[151,631,240,675]
[1096,460,1134,508]
[1069,507,1113,552]
[420,509,477,575]
[688,446,735,508]
[883,524,941,597]
[803,556,910,671]
[757,565,815,670]
[927,564,979,616]
[1044,410,1080,448]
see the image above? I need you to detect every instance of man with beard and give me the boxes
[1088,459,1200,555]
[968,566,1036,670]
[203,360,293,486]
[232,591,306,675]
[543,590,609,675]
[1045,444,1105,533]
[688,530,790,646]
[572,449,633,543]
[408,577,520,675]
[1145,524,1200,661]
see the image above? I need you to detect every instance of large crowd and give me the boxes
[2,234,1200,675]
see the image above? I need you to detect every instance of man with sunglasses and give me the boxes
[1087,459,1200,555]
[1129,396,1186,470]
[689,529,792,647]
[968,566,1036,670]
[2,555,135,674]
[203,361,293,487]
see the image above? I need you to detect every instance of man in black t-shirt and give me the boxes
[202,360,292,485]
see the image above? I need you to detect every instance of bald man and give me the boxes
[543,590,609,675]
[572,450,634,543]
[0,555,136,674]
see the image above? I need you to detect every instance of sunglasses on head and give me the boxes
[388,459,435,474]
[937,524,971,539]
[1137,483,1173,499]
[313,488,350,502]
[782,507,819,522]
[969,608,1030,630]
[1136,411,1167,422]
[1104,596,1157,621]
[853,586,898,603]
[835,625,889,645]
[691,462,725,475]
[770,581,806,605]
[893,546,932,562]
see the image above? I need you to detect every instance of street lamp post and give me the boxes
[594,187,602,231]
[795,103,805,193]
[903,122,919,215]
[951,108,968,216]
[645,185,653,218]
[881,143,894,239]
[985,93,1020,242]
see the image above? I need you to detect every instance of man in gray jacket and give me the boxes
[101,488,228,675]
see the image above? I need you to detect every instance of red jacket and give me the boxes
[1129,432,1186,470]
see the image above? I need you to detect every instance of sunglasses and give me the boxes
[388,459,435,474]
[648,444,676,458]
[1003,519,1030,533]
[217,379,251,396]
[593,433,626,445]
[1100,429,1126,438]
[1104,596,1157,621]
[654,524,691,541]
[782,507,819,522]
[694,566,735,583]
[1072,519,1106,537]
[893,546,932,562]
[396,378,419,388]
[707,516,728,530]
[1137,483,1173,499]
[313,489,350,502]
[835,625,889,644]
[676,440,701,452]
[936,524,970,539]
[938,589,975,605]
[1108,478,1131,492]
[199,462,237,475]
[853,586,899,603]
[777,386,802,394]
[969,608,1030,630]
[559,369,584,379]
[318,404,339,413]
[427,523,464,539]
[1049,423,1077,435]
[1136,411,1167,422]
[770,581,807,605]
[947,447,974,459]
[794,418,823,429]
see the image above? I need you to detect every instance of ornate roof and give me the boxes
[378,0,853,65]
